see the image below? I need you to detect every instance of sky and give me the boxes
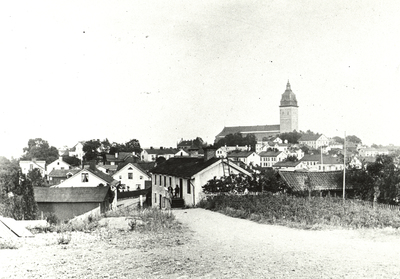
[1,1,400,159]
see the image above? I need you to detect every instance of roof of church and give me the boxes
[215,124,280,142]
[280,81,298,107]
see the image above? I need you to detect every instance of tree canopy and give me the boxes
[278,131,302,144]
[215,133,256,151]
[21,138,59,164]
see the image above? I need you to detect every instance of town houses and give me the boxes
[15,81,400,214]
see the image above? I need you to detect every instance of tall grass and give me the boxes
[198,193,400,229]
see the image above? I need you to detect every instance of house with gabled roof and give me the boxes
[140,148,179,162]
[298,134,329,149]
[177,139,193,151]
[151,151,251,208]
[34,186,113,221]
[272,160,306,171]
[112,162,150,191]
[46,157,73,175]
[300,154,343,172]
[227,151,260,167]
[104,152,138,165]
[54,165,119,189]
[48,169,80,186]
[19,159,46,175]
[259,151,287,168]
[69,141,85,160]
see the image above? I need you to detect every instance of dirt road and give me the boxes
[1,208,400,278]
[172,208,400,278]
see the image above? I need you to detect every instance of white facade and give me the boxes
[152,160,251,207]
[20,160,46,175]
[46,157,72,174]
[112,163,150,191]
[359,148,389,157]
[259,152,287,168]
[69,142,85,160]
[299,134,330,149]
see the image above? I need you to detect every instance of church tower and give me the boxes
[279,81,298,133]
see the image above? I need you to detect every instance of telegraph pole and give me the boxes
[343,131,346,200]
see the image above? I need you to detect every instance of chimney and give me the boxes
[203,147,216,161]
[90,160,96,171]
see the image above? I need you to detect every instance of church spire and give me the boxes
[286,80,291,90]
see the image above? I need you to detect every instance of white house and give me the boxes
[112,162,151,191]
[46,157,72,174]
[227,151,260,167]
[151,154,251,208]
[300,154,344,172]
[69,141,85,160]
[19,160,46,175]
[298,134,330,149]
[259,151,287,168]
[273,160,306,171]
[358,147,389,157]
[215,145,251,158]
[55,165,119,189]
[54,165,119,209]
[140,148,179,162]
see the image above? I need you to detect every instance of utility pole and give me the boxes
[343,131,346,200]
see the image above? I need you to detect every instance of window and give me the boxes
[159,175,162,185]
[169,177,172,186]
[154,193,157,203]
[128,173,133,179]
[140,176,143,179]
[187,179,191,194]
[81,173,89,182]
[164,176,166,186]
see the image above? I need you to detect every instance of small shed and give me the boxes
[34,186,113,221]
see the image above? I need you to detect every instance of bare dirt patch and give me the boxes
[1,208,400,278]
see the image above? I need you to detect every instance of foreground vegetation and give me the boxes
[2,206,184,250]
[198,193,400,230]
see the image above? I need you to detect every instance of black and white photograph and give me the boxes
[1,1,400,278]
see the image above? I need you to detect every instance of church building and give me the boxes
[215,81,299,142]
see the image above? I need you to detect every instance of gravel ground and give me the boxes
[1,208,400,278]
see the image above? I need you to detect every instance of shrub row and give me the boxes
[198,193,400,229]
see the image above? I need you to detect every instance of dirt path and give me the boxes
[172,208,400,278]
[1,208,400,278]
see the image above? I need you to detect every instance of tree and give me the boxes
[83,139,102,162]
[109,139,142,155]
[0,157,20,198]
[27,168,46,187]
[0,157,38,220]
[279,131,302,144]
[332,136,344,144]
[215,133,257,151]
[346,135,362,144]
[21,138,59,164]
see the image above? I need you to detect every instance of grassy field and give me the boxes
[198,193,400,230]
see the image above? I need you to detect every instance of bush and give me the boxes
[45,212,59,225]
[199,193,400,229]
[0,238,21,249]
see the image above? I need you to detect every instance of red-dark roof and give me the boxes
[34,186,110,203]
[48,169,80,178]
[279,171,345,191]
[144,148,179,155]
[215,125,280,141]
[300,155,342,164]
[298,134,323,142]
[151,157,220,178]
